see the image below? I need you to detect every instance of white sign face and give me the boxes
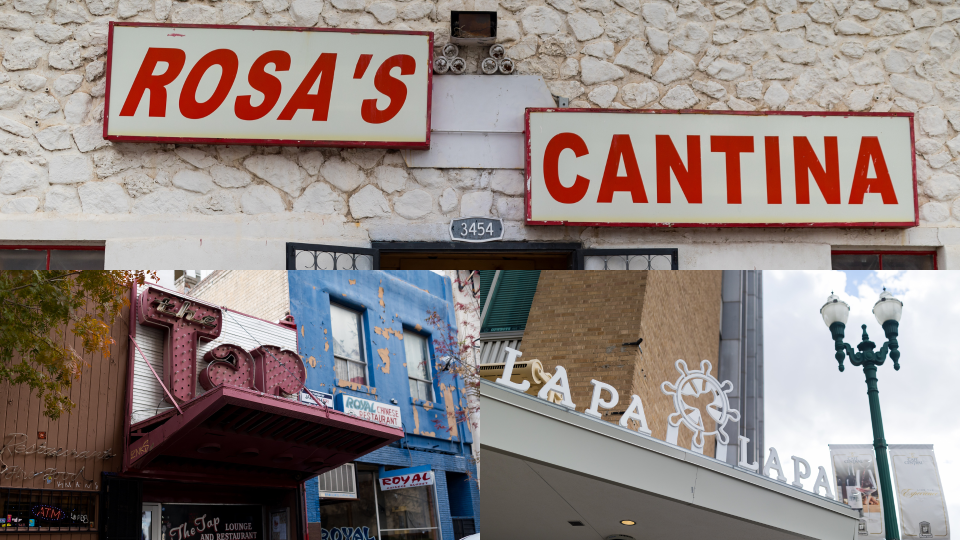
[379,466,434,491]
[300,389,333,408]
[335,394,402,429]
[889,444,951,539]
[526,110,917,227]
[106,23,432,148]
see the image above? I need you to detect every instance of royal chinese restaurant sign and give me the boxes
[525,110,917,227]
[105,23,432,148]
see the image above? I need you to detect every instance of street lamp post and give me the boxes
[820,289,903,540]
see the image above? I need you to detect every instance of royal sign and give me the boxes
[334,394,401,429]
[379,465,434,491]
[105,23,432,148]
[525,110,917,227]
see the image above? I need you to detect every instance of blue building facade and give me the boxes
[288,271,479,540]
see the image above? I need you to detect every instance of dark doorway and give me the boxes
[286,242,679,270]
[375,242,579,270]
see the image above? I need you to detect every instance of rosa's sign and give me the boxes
[525,110,917,227]
[105,23,432,148]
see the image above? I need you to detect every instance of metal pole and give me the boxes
[862,364,900,540]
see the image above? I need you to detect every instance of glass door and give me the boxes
[142,503,161,540]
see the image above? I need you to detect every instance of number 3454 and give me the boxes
[460,221,494,237]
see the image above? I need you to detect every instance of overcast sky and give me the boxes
[764,270,959,526]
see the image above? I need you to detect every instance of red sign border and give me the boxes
[104,22,433,149]
[524,108,919,229]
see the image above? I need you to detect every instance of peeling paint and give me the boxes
[440,383,458,441]
[324,328,327,334]
[415,324,422,331]
[379,287,385,307]
[422,401,434,411]
[413,408,420,435]
[374,326,383,336]
[349,279,356,285]
[301,326,304,337]
[307,356,317,368]
[324,342,329,351]
[378,348,390,373]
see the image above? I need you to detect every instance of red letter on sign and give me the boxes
[597,134,647,203]
[278,53,337,121]
[543,133,590,204]
[794,136,841,204]
[138,287,223,403]
[765,136,782,204]
[236,51,291,121]
[252,345,307,397]
[849,137,898,204]
[656,135,702,203]
[119,48,186,117]
[179,49,239,119]
[362,55,416,124]
[711,136,753,204]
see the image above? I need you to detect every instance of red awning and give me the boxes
[125,385,402,487]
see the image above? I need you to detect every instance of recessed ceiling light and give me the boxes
[620,520,636,526]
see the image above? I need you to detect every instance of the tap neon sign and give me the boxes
[138,287,306,403]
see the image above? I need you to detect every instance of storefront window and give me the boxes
[331,304,367,385]
[403,332,434,402]
[0,246,105,270]
[376,483,439,540]
[319,470,380,540]
[831,251,936,270]
[0,488,97,531]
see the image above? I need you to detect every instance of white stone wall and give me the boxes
[0,0,957,268]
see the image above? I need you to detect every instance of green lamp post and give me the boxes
[820,289,903,540]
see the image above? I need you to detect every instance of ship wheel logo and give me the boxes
[661,359,740,448]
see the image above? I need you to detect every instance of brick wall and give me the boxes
[190,270,291,323]
[633,271,723,455]
[520,271,648,420]
[520,270,723,457]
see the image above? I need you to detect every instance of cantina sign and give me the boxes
[105,23,432,148]
[496,348,838,500]
[525,110,917,227]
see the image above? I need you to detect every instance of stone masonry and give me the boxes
[519,270,723,456]
[1,0,960,264]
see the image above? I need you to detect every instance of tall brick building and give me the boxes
[478,270,763,466]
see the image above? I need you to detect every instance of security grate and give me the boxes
[0,487,97,532]
[286,243,377,270]
[577,248,679,270]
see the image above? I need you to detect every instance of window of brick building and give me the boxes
[831,251,937,270]
[404,331,435,402]
[0,245,104,270]
[331,303,367,385]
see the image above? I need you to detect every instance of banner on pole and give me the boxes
[830,444,886,537]
[889,444,951,539]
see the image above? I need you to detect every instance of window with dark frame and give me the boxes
[403,331,434,402]
[0,246,105,270]
[330,303,367,386]
[0,488,98,532]
[831,251,937,270]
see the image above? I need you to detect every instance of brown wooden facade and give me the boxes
[0,300,130,539]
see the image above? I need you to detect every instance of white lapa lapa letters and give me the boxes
[493,351,837,501]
